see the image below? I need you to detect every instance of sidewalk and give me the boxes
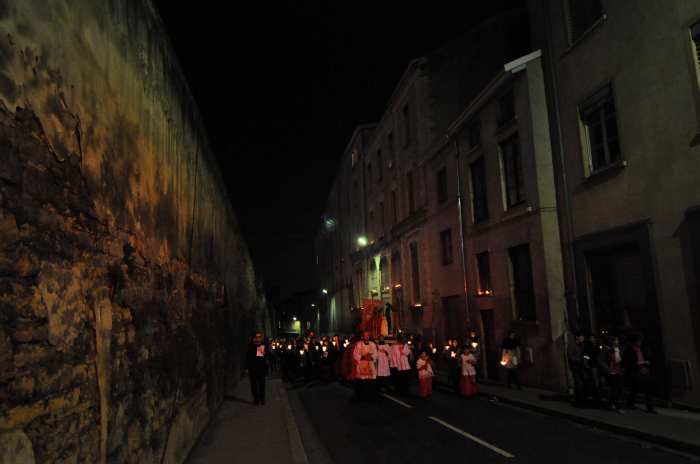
[478,383,700,456]
[186,377,308,464]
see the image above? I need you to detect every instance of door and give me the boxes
[480,309,499,381]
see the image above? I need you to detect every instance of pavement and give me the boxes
[186,374,700,463]
[186,376,308,464]
[477,382,700,456]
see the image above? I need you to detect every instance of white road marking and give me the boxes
[429,416,515,459]
[382,393,414,409]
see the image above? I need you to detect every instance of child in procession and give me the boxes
[460,346,478,396]
[416,350,434,398]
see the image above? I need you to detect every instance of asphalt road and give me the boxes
[291,380,698,464]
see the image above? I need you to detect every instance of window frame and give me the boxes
[439,228,454,266]
[579,83,622,175]
[467,119,481,150]
[470,156,489,223]
[436,167,448,205]
[508,244,536,321]
[497,89,515,128]
[476,251,492,296]
[499,134,526,209]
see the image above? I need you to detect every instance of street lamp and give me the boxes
[322,289,328,295]
[357,236,368,247]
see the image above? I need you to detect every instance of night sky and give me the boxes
[154,1,527,299]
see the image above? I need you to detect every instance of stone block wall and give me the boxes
[0,1,267,462]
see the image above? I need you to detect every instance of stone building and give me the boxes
[434,51,568,389]
[316,10,533,341]
[528,0,700,405]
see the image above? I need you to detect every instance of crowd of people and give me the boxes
[567,331,658,414]
[246,328,659,413]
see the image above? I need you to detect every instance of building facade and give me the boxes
[530,0,700,404]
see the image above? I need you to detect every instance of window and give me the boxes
[410,242,421,300]
[387,133,395,167]
[403,104,412,145]
[580,84,621,173]
[476,252,492,295]
[379,201,385,236]
[567,0,603,43]
[498,90,515,128]
[407,171,416,214]
[391,190,398,225]
[500,136,525,208]
[377,150,383,181]
[509,244,536,321]
[440,229,453,265]
[436,167,448,204]
[467,120,481,150]
[470,157,489,223]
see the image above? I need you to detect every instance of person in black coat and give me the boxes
[622,333,656,413]
[246,332,269,405]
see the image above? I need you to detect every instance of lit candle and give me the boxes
[432,348,437,354]
[322,346,327,352]
[471,342,479,349]
[451,351,456,358]
[287,344,292,350]
[299,350,305,356]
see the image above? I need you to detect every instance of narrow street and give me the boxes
[290,381,697,464]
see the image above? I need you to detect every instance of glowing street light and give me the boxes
[292,316,297,321]
[357,236,368,247]
[322,289,328,295]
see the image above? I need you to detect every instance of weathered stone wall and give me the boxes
[0,1,266,462]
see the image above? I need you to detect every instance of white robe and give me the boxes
[416,358,434,379]
[376,344,391,377]
[461,353,476,376]
[390,343,411,371]
[353,341,378,379]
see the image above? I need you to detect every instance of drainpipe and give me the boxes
[541,0,575,394]
[454,138,471,326]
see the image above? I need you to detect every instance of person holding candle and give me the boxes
[460,346,478,397]
[501,330,521,390]
[416,350,434,398]
[446,339,461,394]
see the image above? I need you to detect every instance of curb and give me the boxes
[481,391,700,457]
[279,382,310,464]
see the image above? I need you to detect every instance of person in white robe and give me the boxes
[353,331,378,399]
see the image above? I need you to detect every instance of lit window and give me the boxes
[580,84,621,173]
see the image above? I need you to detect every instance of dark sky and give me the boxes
[154,1,526,299]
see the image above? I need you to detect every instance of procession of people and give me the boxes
[247,327,661,415]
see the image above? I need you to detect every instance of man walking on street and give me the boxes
[246,331,269,405]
